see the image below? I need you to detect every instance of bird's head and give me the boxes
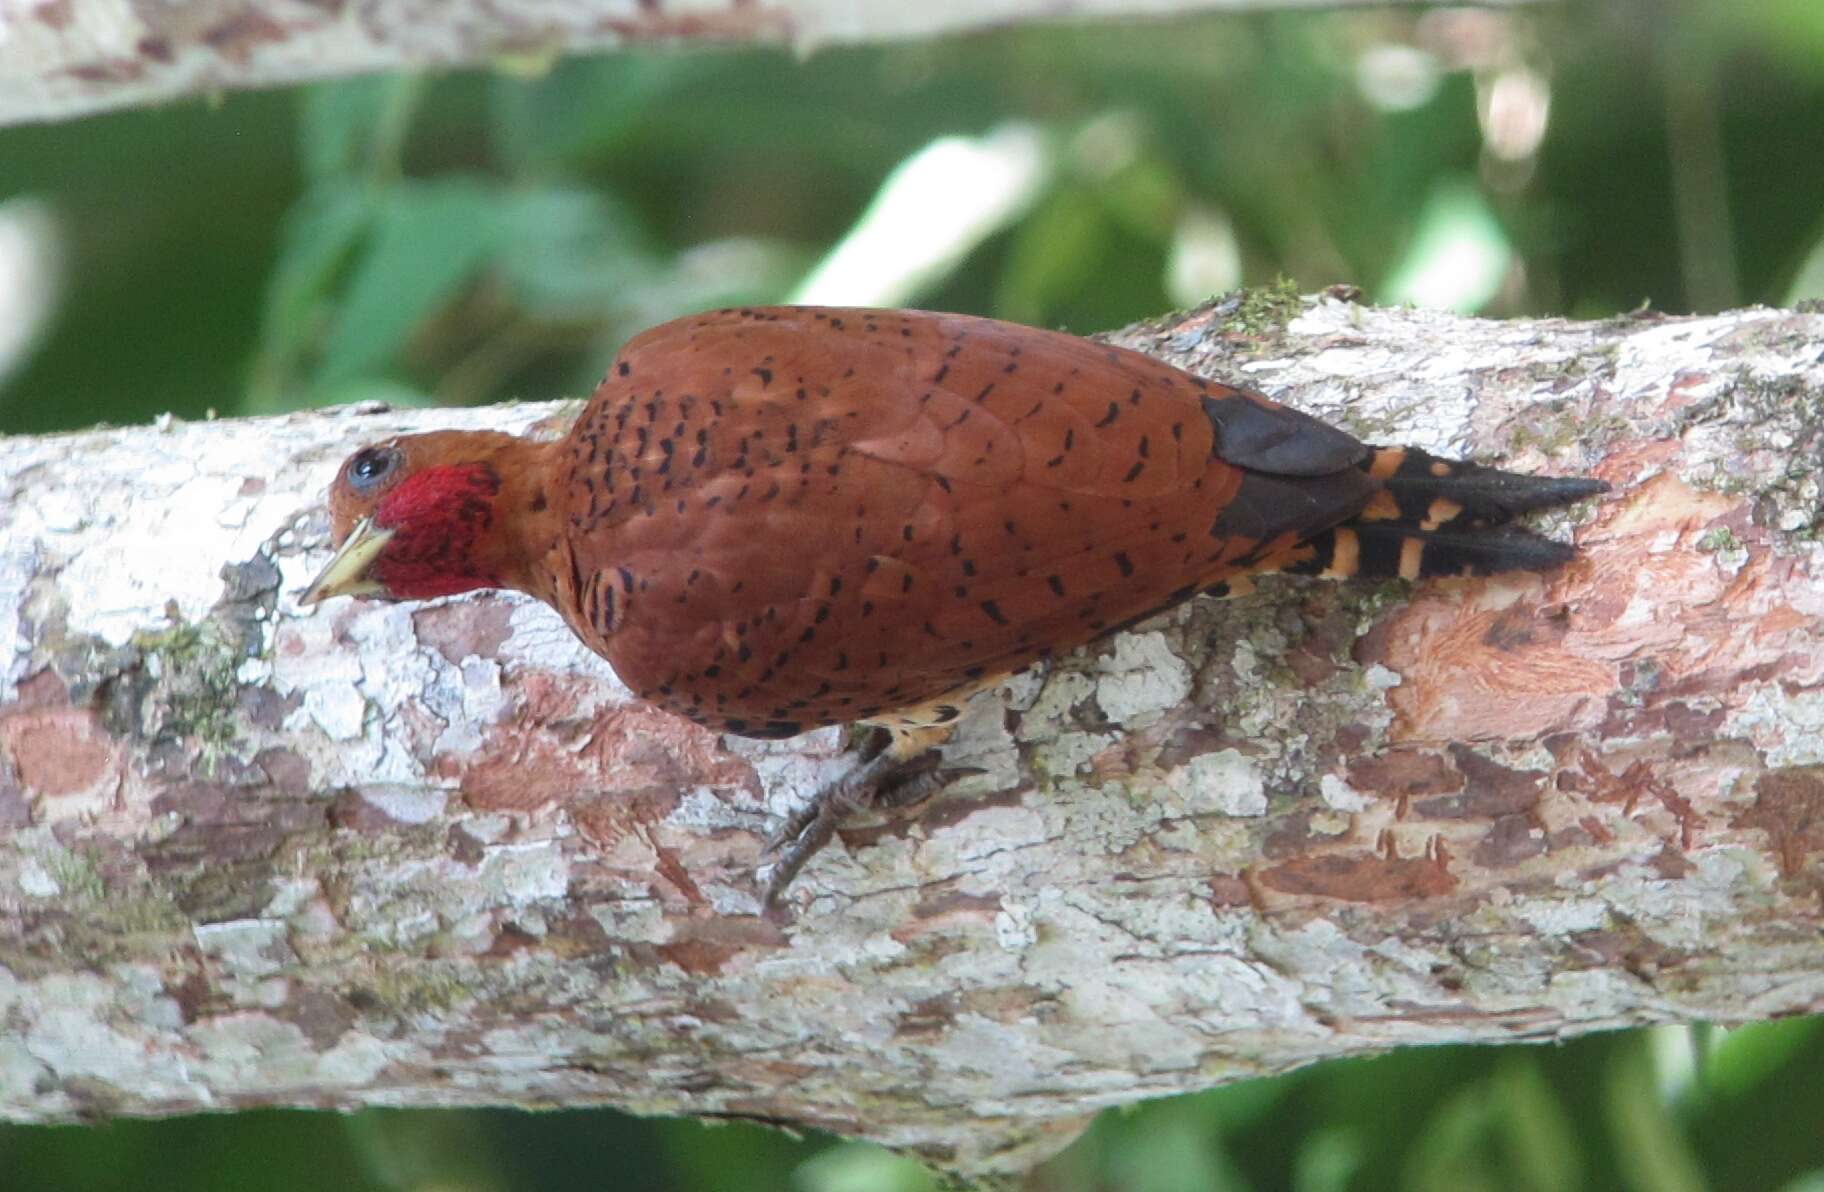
[301,430,544,606]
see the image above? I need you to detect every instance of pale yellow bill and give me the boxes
[299,517,396,605]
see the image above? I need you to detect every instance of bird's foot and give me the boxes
[760,727,958,912]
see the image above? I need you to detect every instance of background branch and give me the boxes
[1,0,1537,129]
[3,294,1823,1176]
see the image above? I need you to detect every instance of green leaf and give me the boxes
[315,178,503,386]
[490,55,713,171]
[1700,1017,1823,1101]
[1098,153,1185,243]
[1293,1128,1363,1192]
[1493,1056,1584,1192]
[994,187,1107,325]
[1604,1038,1710,1192]
[621,236,810,327]
[251,179,374,403]
[1783,226,1824,307]
[1377,181,1513,313]
[1103,1108,1252,1192]
[792,1141,937,1192]
[299,74,425,182]
[1400,1085,1501,1192]
[496,187,657,318]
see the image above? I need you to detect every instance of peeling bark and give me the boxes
[3,293,1824,1176]
[0,0,1535,129]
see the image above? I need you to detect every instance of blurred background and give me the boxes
[3,2,1823,1189]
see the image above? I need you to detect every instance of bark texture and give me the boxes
[0,0,1531,129]
[3,293,1823,1176]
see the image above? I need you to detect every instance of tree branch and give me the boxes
[1,0,1538,129]
[3,293,1823,1176]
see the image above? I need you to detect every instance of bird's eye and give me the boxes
[347,446,400,492]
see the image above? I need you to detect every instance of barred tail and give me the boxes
[1222,446,1605,590]
[1359,445,1610,531]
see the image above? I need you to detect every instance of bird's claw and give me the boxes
[759,753,981,912]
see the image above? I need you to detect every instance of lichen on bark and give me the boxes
[3,294,1824,1177]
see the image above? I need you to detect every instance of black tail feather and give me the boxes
[1245,446,1603,584]
[1354,522,1578,579]
[1360,445,1608,530]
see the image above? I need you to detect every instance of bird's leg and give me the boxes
[761,723,956,909]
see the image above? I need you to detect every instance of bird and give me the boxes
[301,305,1606,908]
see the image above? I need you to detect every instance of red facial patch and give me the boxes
[371,464,505,599]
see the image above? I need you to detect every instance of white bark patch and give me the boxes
[1509,897,1609,936]
[1019,671,1096,739]
[1167,749,1268,816]
[723,726,851,816]
[1726,684,1824,768]
[358,784,449,824]
[1319,773,1371,812]
[1095,631,1192,726]
[501,598,633,694]
[193,919,294,977]
[16,856,58,897]
[476,840,574,906]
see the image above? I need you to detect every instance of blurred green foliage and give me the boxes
[6,4,1824,433]
[3,4,1823,1190]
